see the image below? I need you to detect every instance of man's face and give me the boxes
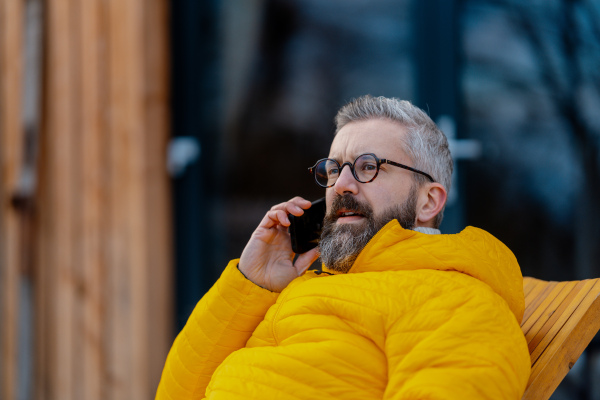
[318,119,423,272]
[324,118,419,225]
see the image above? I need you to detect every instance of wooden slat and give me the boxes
[34,99,49,400]
[521,280,558,330]
[523,278,545,303]
[528,280,591,364]
[143,0,173,391]
[522,278,600,400]
[75,1,103,399]
[40,1,76,399]
[523,281,577,344]
[522,277,539,298]
[0,1,24,399]
[70,2,84,399]
[33,0,171,398]
[106,0,149,398]
[531,279,600,378]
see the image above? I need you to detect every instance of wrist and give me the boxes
[236,263,273,292]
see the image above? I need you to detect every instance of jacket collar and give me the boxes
[327,220,525,322]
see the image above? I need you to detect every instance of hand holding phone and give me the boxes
[239,197,321,292]
[289,198,326,254]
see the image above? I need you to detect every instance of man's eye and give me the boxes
[361,163,377,171]
[328,168,339,176]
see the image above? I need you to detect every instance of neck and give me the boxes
[412,226,441,235]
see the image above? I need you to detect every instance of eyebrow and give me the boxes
[327,153,363,162]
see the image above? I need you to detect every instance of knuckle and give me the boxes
[267,210,279,219]
[270,203,284,211]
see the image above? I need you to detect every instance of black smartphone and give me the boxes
[289,198,326,254]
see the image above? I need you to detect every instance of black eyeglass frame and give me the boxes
[308,152,435,188]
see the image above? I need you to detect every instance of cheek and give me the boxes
[365,196,383,216]
[365,186,401,213]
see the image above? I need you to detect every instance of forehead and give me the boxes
[329,118,409,162]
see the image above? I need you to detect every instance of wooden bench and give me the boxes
[521,277,600,400]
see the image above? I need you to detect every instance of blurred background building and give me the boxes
[1,0,599,399]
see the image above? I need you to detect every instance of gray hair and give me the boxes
[334,95,453,228]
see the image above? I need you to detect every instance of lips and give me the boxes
[324,194,373,225]
[334,206,367,223]
[337,209,364,218]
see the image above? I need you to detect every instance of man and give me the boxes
[156,96,531,399]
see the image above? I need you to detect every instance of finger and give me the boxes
[272,202,305,217]
[257,210,285,230]
[289,196,312,209]
[286,202,307,217]
[263,209,291,227]
[270,202,288,211]
[271,197,312,212]
[270,201,311,220]
[294,247,320,275]
[285,197,314,217]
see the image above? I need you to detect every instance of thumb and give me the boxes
[294,247,320,276]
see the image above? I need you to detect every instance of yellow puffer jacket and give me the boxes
[156,221,531,399]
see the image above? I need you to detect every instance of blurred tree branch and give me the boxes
[470,0,600,278]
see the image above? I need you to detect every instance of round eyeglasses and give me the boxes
[308,153,434,188]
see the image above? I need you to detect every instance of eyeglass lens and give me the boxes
[315,154,378,187]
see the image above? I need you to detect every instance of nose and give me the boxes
[333,163,359,195]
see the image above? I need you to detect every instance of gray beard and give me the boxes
[319,187,417,273]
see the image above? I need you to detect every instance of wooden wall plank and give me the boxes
[0,1,24,399]
[96,3,112,399]
[106,0,149,398]
[70,2,84,400]
[34,0,171,398]
[34,73,49,400]
[41,1,76,399]
[75,1,103,399]
[143,0,173,390]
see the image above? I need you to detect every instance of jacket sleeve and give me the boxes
[155,259,279,400]
[383,279,531,400]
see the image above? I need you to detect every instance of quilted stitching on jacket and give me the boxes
[156,222,530,400]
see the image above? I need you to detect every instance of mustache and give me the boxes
[325,194,374,222]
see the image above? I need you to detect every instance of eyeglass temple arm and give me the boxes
[382,160,435,182]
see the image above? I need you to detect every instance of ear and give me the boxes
[415,183,447,227]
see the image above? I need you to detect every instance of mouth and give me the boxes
[336,209,366,223]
